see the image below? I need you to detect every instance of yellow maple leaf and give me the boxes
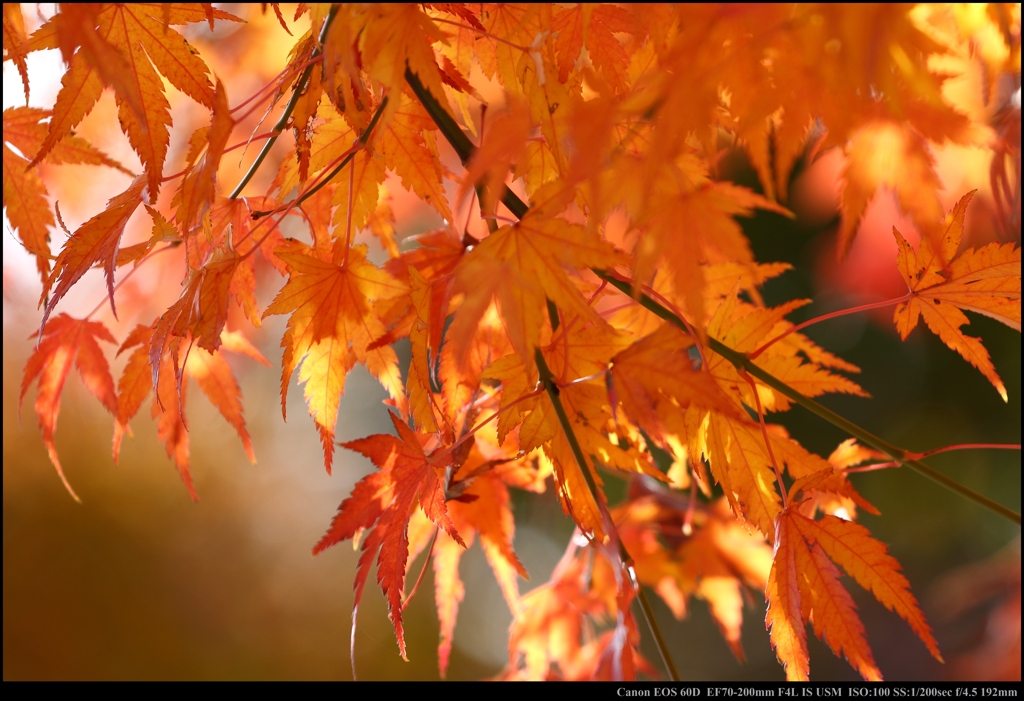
[263,241,407,472]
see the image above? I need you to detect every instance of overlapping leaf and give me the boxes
[41,175,146,333]
[451,211,619,365]
[3,106,129,280]
[312,412,465,661]
[615,492,772,662]
[115,326,270,499]
[264,240,407,473]
[28,4,241,197]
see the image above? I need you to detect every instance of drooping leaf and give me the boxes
[20,314,118,500]
[114,325,268,499]
[767,507,941,680]
[312,412,465,660]
[3,115,54,279]
[615,492,772,662]
[173,78,235,233]
[3,106,130,281]
[41,175,146,334]
[3,4,30,101]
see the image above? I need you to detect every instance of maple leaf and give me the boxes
[609,322,743,446]
[114,326,269,499]
[148,249,241,395]
[40,175,146,334]
[450,210,619,365]
[264,240,407,473]
[615,490,772,662]
[378,93,452,222]
[3,4,30,101]
[767,508,941,681]
[457,102,531,215]
[840,120,945,260]
[618,154,791,328]
[3,106,129,280]
[360,4,448,108]
[3,106,130,173]
[3,113,55,279]
[420,456,529,677]
[9,3,1021,683]
[893,190,1022,401]
[312,412,466,661]
[706,291,866,413]
[28,4,241,197]
[483,338,665,542]
[173,79,235,233]
[20,314,118,501]
[502,536,651,681]
[551,4,636,94]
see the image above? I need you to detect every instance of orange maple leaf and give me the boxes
[411,458,528,677]
[40,175,146,336]
[114,326,269,499]
[173,78,235,233]
[20,314,118,501]
[706,291,866,413]
[609,322,742,446]
[3,4,30,101]
[451,211,619,365]
[379,93,453,222]
[623,155,792,328]
[29,4,241,197]
[503,538,650,681]
[893,190,1022,401]
[839,120,945,260]
[551,4,635,93]
[312,412,466,661]
[767,508,941,681]
[3,106,130,280]
[3,109,55,278]
[615,491,772,663]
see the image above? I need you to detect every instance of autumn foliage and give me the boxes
[5,3,1022,681]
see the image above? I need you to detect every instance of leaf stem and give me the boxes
[430,387,543,466]
[401,526,438,611]
[907,442,1022,461]
[632,570,680,681]
[84,243,178,321]
[228,5,339,200]
[740,368,788,509]
[748,294,912,360]
[250,97,389,219]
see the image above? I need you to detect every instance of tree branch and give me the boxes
[535,349,681,682]
[228,5,339,200]
[404,66,1021,527]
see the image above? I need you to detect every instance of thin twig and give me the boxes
[228,5,339,200]
[748,294,912,360]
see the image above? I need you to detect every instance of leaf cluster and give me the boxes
[5,3,1021,681]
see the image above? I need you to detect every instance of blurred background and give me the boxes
[4,4,1020,681]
